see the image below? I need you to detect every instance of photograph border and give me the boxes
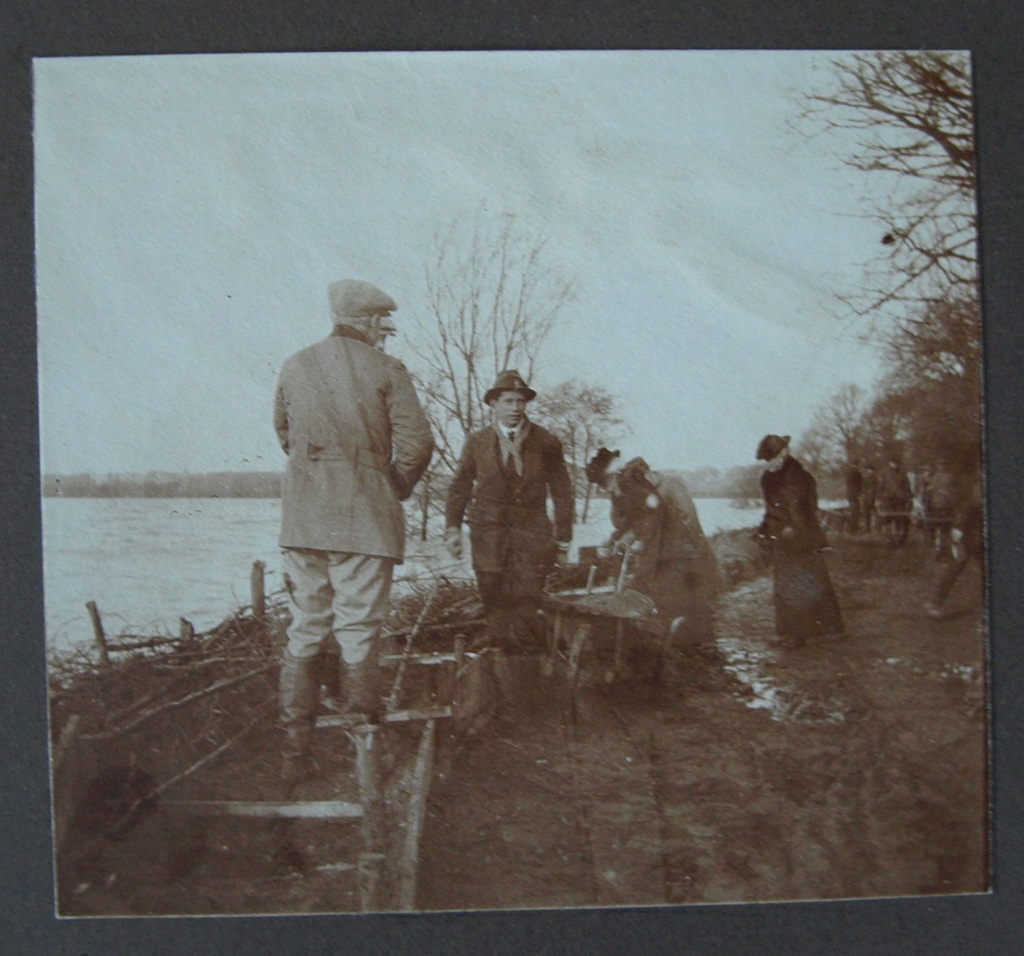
[3,1,1022,953]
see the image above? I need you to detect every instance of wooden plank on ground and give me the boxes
[316,706,452,729]
[165,799,364,820]
[382,652,480,665]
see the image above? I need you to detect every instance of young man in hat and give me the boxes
[444,370,574,648]
[274,279,434,786]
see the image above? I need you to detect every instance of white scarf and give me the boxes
[494,418,530,476]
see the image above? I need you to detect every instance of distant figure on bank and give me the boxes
[444,370,574,648]
[924,461,984,619]
[274,279,434,786]
[877,456,913,546]
[585,448,723,645]
[860,463,879,533]
[922,459,955,559]
[844,459,863,534]
[755,434,844,648]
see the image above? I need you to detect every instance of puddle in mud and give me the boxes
[716,635,848,724]
[875,657,980,684]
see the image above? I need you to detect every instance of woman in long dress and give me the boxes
[755,434,844,647]
[586,450,723,644]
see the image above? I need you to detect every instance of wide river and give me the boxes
[41,496,768,655]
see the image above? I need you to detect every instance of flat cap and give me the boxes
[328,279,397,323]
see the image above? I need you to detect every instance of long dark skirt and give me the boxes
[634,559,715,644]
[772,547,843,640]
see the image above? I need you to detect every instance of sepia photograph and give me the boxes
[35,49,987,917]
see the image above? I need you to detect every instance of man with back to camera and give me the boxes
[443,369,574,649]
[274,279,434,786]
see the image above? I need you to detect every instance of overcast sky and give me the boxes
[35,50,899,476]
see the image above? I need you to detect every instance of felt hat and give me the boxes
[756,434,791,461]
[328,279,397,323]
[585,447,621,484]
[483,369,537,405]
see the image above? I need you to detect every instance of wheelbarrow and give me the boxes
[541,551,666,726]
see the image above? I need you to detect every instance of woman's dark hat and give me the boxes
[585,447,621,484]
[620,456,651,484]
[484,369,537,405]
[756,434,791,461]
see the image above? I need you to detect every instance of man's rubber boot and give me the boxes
[279,649,321,788]
[317,649,345,714]
[345,642,385,724]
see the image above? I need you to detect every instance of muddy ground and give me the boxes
[417,533,987,910]
[59,530,987,915]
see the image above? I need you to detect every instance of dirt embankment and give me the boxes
[417,533,987,910]
[57,531,986,915]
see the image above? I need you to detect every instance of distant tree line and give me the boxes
[43,472,282,498]
[671,466,770,501]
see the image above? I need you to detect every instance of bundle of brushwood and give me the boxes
[48,573,492,839]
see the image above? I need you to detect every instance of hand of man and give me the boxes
[612,532,636,556]
[444,527,464,560]
[555,542,571,567]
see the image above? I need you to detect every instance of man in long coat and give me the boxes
[444,370,574,647]
[756,434,843,648]
[274,278,434,783]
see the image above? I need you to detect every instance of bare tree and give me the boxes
[801,51,978,317]
[856,388,915,464]
[403,209,576,539]
[411,207,577,471]
[531,380,628,522]
[799,383,869,472]
[799,51,983,471]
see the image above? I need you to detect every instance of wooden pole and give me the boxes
[85,601,109,666]
[250,561,266,619]
[353,723,383,911]
[353,725,382,850]
[357,852,386,913]
[398,717,437,911]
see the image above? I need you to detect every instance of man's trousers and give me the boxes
[282,548,395,664]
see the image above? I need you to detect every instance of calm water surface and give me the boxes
[42,496,765,654]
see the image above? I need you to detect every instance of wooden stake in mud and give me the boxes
[357,852,386,912]
[250,561,266,619]
[85,601,109,666]
[352,723,383,910]
[353,726,382,842]
[398,717,438,911]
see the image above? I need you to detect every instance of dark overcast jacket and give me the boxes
[445,421,573,575]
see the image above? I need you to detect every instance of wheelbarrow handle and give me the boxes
[616,548,631,593]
